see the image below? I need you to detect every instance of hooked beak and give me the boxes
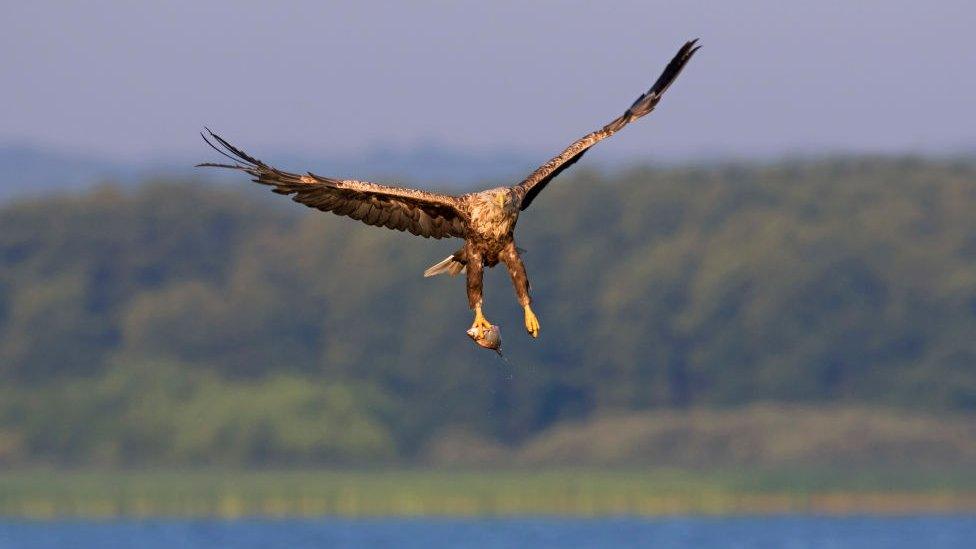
[496,194,506,208]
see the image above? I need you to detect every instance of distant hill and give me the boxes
[0,143,541,200]
[425,404,976,469]
[0,145,130,199]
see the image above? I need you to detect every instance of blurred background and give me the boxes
[1,0,975,530]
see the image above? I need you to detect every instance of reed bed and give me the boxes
[1,469,974,518]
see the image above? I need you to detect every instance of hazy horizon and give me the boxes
[3,1,973,165]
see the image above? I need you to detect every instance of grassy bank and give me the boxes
[1,469,974,518]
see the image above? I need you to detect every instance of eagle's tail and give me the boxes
[424,252,466,277]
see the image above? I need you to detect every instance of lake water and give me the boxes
[1,516,974,548]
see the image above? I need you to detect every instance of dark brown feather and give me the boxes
[199,130,468,239]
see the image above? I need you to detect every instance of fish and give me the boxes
[467,323,502,353]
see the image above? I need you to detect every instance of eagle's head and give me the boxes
[469,188,519,237]
[486,188,514,210]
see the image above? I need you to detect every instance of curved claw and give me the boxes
[473,317,492,331]
[471,306,492,335]
[524,305,540,338]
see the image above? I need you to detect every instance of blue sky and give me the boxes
[2,1,973,162]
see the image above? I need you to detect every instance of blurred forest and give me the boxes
[1,157,975,467]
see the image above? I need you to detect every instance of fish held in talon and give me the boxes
[199,40,699,347]
[467,324,502,352]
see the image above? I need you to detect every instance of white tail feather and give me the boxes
[424,254,466,277]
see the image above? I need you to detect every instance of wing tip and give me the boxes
[198,127,266,169]
[647,38,701,96]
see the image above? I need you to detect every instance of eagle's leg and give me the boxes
[466,248,492,333]
[501,242,539,338]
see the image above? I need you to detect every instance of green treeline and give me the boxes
[0,157,974,465]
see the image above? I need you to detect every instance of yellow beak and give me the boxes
[496,194,506,208]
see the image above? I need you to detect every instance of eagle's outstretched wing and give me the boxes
[515,40,700,211]
[199,130,467,239]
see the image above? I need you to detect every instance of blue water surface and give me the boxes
[1,515,974,548]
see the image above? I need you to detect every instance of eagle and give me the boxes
[200,40,699,341]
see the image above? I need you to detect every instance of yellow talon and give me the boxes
[524,305,540,338]
[472,305,492,333]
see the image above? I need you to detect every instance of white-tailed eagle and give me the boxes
[200,40,699,341]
